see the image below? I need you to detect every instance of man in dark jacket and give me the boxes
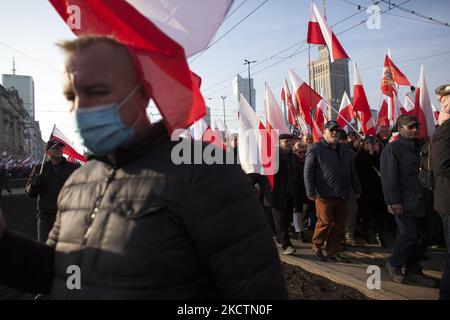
[264,133,296,255]
[25,140,80,242]
[381,115,437,287]
[304,121,361,262]
[0,36,287,299]
[355,137,386,247]
[432,84,450,299]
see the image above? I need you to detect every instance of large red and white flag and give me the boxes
[353,62,376,136]
[288,69,322,127]
[336,92,355,132]
[307,2,349,62]
[49,0,233,133]
[50,125,86,162]
[315,88,328,133]
[265,82,289,137]
[411,65,435,139]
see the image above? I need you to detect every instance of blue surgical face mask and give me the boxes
[74,85,143,156]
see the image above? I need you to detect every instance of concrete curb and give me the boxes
[280,254,410,300]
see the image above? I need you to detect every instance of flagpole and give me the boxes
[308,43,313,134]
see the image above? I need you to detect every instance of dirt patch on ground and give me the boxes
[282,262,369,300]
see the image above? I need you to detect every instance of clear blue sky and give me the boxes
[1,0,449,141]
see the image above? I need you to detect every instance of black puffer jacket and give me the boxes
[25,158,80,215]
[0,122,287,299]
[304,139,361,199]
[380,136,426,216]
[431,119,450,215]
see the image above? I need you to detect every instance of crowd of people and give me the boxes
[0,35,448,300]
[232,91,449,298]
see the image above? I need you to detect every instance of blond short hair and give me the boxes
[57,36,123,53]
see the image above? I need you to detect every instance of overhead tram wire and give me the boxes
[203,4,368,94]
[379,0,450,27]
[0,41,59,72]
[189,0,270,64]
[343,0,447,27]
[223,0,249,22]
[205,0,414,98]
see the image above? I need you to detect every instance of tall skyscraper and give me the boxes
[232,74,256,111]
[2,60,35,120]
[309,45,350,120]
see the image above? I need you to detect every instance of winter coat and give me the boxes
[431,119,450,215]
[380,135,426,217]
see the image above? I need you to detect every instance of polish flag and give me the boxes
[315,88,328,133]
[50,125,86,162]
[288,69,322,127]
[336,92,355,132]
[282,79,300,128]
[238,94,276,189]
[49,0,233,133]
[353,62,376,136]
[411,66,435,139]
[265,82,289,137]
[307,2,349,62]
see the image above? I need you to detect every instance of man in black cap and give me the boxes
[381,115,437,287]
[264,133,297,255]
[304,121,361,262]
[25,140,80,242]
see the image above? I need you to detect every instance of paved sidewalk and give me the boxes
[279,238,445,300]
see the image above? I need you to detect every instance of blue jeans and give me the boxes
[389,216,427,274]
[440,213,450,300]
[37,213,56,243]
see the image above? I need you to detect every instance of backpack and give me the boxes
[418,141,434,191]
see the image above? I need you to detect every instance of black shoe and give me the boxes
[328,254,349,263]
[405,272,439,288]
[375,234,386,248]
[385,262,405,283]
[313,249,327,262]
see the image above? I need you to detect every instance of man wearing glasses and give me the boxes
[381,115,437,287]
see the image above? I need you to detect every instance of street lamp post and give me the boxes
[221,96,227,127]
[244,59,257,108]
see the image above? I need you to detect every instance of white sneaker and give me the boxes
[283,246,295,255]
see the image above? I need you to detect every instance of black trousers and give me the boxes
[271,208,293,250]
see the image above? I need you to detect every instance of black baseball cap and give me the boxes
[46,140,65,151]
[324,120,340,130]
